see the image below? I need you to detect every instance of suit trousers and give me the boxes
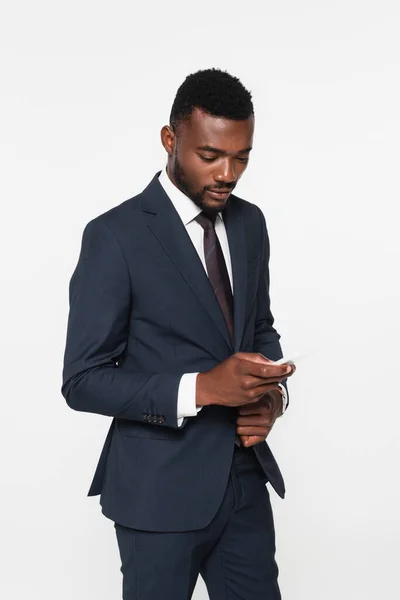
[114,445,281,600]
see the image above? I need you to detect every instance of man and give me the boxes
[62,68,295,599]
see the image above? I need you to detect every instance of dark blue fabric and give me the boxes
[114,446,281,600]
[61,172,288,531]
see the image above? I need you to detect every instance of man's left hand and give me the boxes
[236,388,283,448]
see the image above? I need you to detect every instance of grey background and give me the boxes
[1,1,399,598]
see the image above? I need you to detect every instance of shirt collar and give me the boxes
[158,167,224,226]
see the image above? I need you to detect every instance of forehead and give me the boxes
[179,107,254,151]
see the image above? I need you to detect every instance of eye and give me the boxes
[199,155,217,162]
[237,157,249,163]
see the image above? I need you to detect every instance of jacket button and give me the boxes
[158,416,165,424]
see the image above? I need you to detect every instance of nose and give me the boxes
[213,158,237,186]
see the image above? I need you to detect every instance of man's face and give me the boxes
[161,107,254,215]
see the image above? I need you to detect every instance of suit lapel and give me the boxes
[222,199,247,352]
[140,173,248,353]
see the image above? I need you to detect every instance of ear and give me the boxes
[160,125,176,157]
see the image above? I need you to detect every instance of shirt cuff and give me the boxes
[177,373,202,427]
[278,384,288,415]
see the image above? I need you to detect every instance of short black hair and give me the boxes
[169,68,254,131]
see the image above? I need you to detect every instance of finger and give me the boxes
[242,435,265,447]
[236,415,276,426]
[246,379,282,393]
[237,378,282,398]
[238,401,262,415]
[239,353,294,374]
[241,383,283,403]
[238,409,265,418]
[235,352,273,364]
[240,359,292,381]
[235,353,289,376]
[237,425,273,436]
[239,401,273,415]
[240,386,281,409]
[239,392,278,414]
[238,398,265,413]
[236,416,273,427]
[284,365,296,377]
[243,390,276,407]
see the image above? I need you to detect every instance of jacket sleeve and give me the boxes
[252,207,289,407]
[61,218,186,429]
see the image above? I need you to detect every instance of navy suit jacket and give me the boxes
[61,172,288,532]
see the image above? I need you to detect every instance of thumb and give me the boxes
[235,352,273,365]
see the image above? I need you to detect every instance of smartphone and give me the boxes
[274,354,302,366]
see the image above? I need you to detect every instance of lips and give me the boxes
[207,189,232,201]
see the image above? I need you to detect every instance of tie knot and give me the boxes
[195,211,217,230]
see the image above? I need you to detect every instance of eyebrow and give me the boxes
[196,145,252,154]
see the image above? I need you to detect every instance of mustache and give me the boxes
[205,184,236,192]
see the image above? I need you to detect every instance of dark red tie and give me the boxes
[195,211,234,343]
[196,212,242,445]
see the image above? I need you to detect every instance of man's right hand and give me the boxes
[196,352,294,408]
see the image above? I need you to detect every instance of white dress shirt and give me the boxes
[157,167,287,426]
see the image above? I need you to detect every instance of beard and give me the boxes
[171,155,232,217]
[171,156,209,211]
